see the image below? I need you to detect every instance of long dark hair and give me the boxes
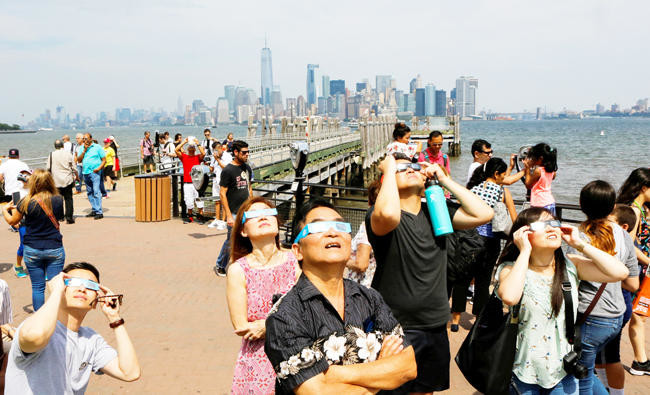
[392,122,410,141]
[498,207,567,316]
[528,143,558,173]
[466,157,508,189]
[579,180,616,255]
[616,168,650,205]
[230,197,281,263]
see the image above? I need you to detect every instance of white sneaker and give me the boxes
[207,219,220,228]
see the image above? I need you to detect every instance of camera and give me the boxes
[563,351,588,379]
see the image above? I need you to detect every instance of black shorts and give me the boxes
[143,155,154,165]
[383,326,450,394]
[103,165,116,179]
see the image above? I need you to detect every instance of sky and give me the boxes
[1,0,649,124]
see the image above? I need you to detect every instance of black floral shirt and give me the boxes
[264,274,407,394]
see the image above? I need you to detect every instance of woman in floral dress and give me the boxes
[226,197,301,394]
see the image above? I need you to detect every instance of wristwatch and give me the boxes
[109,318,125,329]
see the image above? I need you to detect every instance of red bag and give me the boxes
[114,156,120,172]
[632,271,650,316]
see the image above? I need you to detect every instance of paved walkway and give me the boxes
[0,177,648,394]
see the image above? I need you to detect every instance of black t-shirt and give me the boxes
[366,201,459,329]
[219,162,253,216]
[17,196,64,249]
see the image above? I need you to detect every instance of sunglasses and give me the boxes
[481,150,493,155]
[242,208,278,224]
[64,277,100,292]
[95,294,124,308]
[395,163,422,173]
[529,220,562,232]
[293,221,352,244]
[239,150,250,155]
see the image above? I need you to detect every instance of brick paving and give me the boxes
[0,181,648,394]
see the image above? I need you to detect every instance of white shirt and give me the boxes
[467,161,482,184]
[0,158,30,196]
[210,151,232,185]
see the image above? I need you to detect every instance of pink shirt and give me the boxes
[418,148,450,174]
[531,168,555,207]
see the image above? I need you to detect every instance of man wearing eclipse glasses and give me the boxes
[366,153,493,394]
[5,262,140,394]
[264,199,417,394]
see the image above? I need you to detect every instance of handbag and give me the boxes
[492,187,512,234]
[632,274,650,316]
[455,292,520,395]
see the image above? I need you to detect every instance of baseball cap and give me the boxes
[104,138,111,143]
[8,148,19,158]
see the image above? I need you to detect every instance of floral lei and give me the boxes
[275,324,404,380]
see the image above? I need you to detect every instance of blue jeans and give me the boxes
[83,172,103,214]
[76,164,84,192]
[23,245,65,310]
[216,225,232,269]
[578,315,624,395]
[17,225,26,257]
[99,169,107,197]
[511,374,578,395]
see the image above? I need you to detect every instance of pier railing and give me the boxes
[249,180,586,241]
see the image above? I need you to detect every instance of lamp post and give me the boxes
[284,141,309,246]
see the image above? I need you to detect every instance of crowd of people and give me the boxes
[1,122,649,394]
[218,123,649,394]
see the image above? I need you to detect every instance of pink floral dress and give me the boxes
[231,252,298,395]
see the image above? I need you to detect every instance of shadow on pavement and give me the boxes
[0,263,12,274]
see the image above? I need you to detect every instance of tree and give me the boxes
[0,123,20,130]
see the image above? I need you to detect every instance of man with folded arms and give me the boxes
[265,200,417,394]
[5,262,140,394]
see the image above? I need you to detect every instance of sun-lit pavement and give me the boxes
[0,177,648,394]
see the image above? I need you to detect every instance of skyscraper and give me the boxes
[415,88,425,116]
[261,43,274,106]
[425,84,436,116]
[306,64,319,106]
[224,85,236,111]
[322,75,330,98]
[356,82,368,93]
[376,75,392,100]
[330,80,345,96]
[176,96,184,116]
[216,98,229,123]
[409,75,422,93]
[455,77,478,118]
[435,90,446,116]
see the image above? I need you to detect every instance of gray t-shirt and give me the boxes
[5,321,117,394]
[569,222,639,318]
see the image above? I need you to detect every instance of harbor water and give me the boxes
[1,118,648,204]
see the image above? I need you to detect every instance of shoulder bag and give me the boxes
[455,291,520,395]
[492,186,512,234]
[36,198,60,231]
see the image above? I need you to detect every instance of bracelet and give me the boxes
[109,318,125,329]
[576,242,586,253]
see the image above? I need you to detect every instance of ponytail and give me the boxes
[580,219,616,255]
[529,143,558,173]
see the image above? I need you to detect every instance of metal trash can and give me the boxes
[134,174,171,222]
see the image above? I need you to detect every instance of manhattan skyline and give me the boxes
[2,0,649,124]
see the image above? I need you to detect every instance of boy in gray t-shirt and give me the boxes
[5,262,140,394]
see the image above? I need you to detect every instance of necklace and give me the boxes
[250,248,281,268]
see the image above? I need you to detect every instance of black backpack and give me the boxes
[446,228,486,285]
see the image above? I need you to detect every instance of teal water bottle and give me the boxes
[425,177,454,236]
